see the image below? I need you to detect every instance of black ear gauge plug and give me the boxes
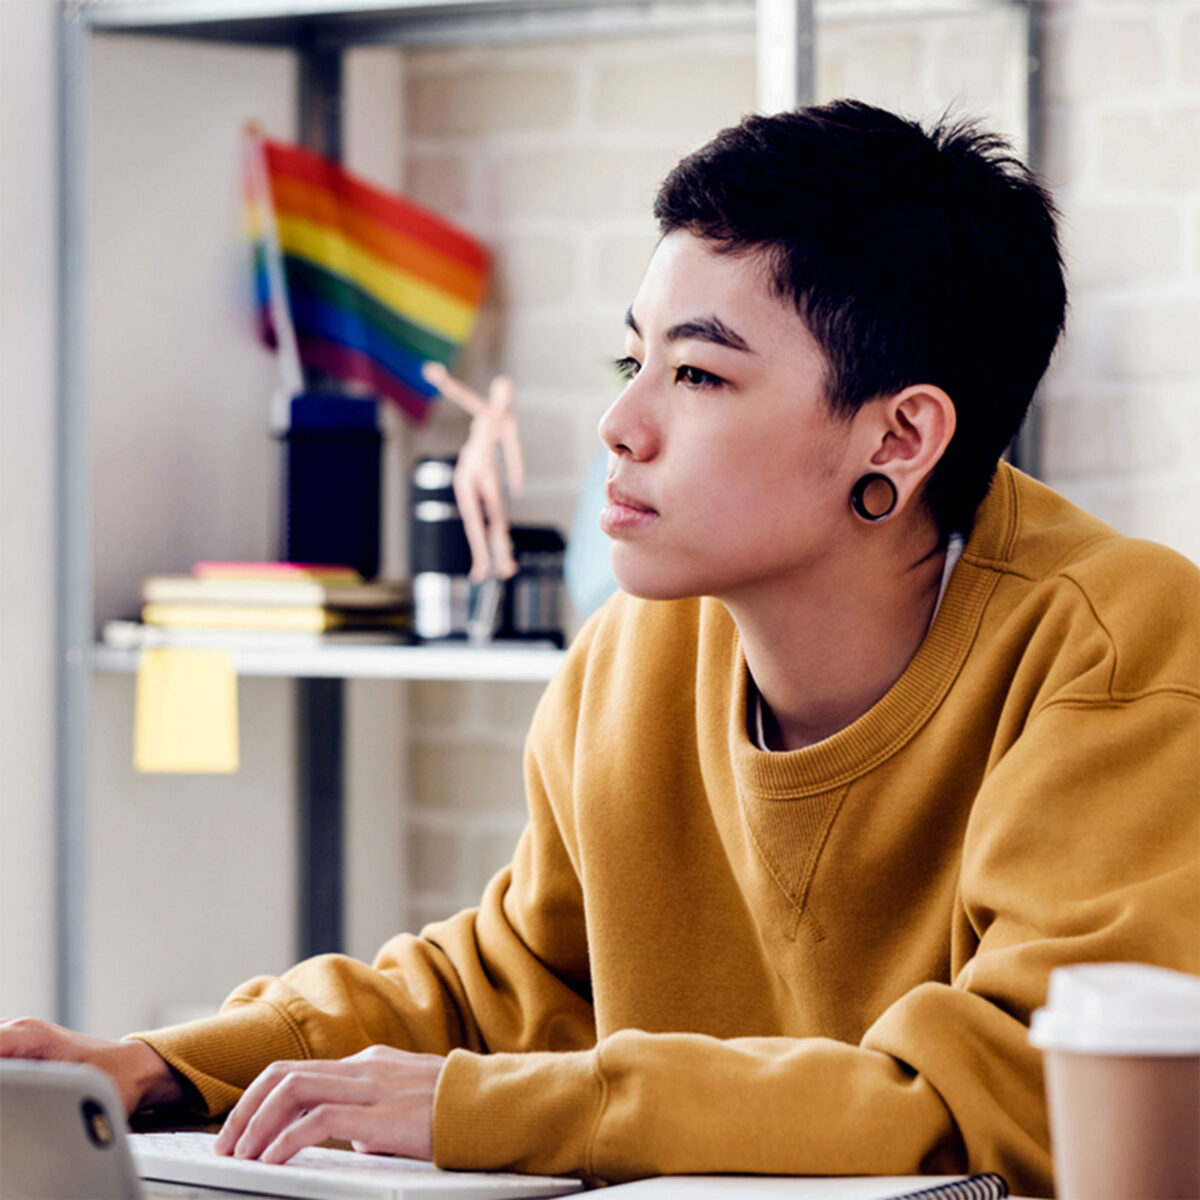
[850,473,898,522]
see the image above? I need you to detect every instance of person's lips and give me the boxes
[600,482,658,534]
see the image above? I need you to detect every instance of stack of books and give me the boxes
[103,562,412,650]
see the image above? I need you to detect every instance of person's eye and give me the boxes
[614,356,641,382]
[674,364,724,389]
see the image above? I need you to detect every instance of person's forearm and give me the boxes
[123,1038,188,1110]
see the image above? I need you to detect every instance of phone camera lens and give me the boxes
[81,1098,114,1148]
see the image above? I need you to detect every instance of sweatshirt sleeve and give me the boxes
[129,645,600,1119]
[432,685,1200,1196]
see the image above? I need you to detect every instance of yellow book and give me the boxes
[141,574,410,610]
[141,603,409,633]
[193,561,361,584]
[142,602,342,632]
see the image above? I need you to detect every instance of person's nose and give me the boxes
[598,375,660,463]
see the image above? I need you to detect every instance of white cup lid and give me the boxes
[1030,963,1200,1055]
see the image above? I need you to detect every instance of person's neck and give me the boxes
[727,522,946,752]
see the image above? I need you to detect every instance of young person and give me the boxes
[3,100,1197,1198]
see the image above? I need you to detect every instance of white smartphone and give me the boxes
[0,1058,143,1199]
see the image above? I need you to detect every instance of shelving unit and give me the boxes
[57,0,796,1033]
[92,641,566,683]
[57,0,1036,1028]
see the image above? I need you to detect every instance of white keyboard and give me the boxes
[131,1132,584,1200]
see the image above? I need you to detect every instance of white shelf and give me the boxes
[80,0,757,47]
[92,640,566,682]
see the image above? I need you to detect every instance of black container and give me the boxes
[410,456,472,640]
[499,526,566,647]
[281,393,382,578]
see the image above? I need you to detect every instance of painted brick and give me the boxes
[1060,204,1181,287]
[1142,480,1200,564]
[930,20,1013,105]
[1050,476,1200,565]
[448,303,506,397]
[409,897,455,931]
[504,311,631,391]
[411,826,462,893]
[344,47,405,192]
[479,681,547,739]
[1042,16,1163,103]
[412,743,528,811]
[1102,299,1200,381]
[508,479,581,533]
[1040,385,1200,481]
[1105,385,1200,473]
[475,827,525,889]
[817,26,923,112]
[1039,395,1112,478]
[1100,109,1200,191]
[1040,102,1089,192]
[487,144,687,221]
[1184,9,1200,89]
[590,231,659,305]
[492,234,577,308]
[406,65,575,137]
[590,53,755,131]
[406,153,470,217]
[512,401,582,486]
[1040,295,1105,391]
[408,681,477,731]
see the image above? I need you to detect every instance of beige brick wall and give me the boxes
[1038,0,1200,563]
[394,4,1200,933]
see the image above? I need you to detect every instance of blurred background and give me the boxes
[2,0,1198,1038]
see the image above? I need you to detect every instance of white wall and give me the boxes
[0,0,59,1022]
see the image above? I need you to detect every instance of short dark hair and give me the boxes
[653,99,1067,538]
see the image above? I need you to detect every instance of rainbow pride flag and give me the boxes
[245,131,491,421]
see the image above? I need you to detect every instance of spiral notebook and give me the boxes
[595,1174,1008,1199]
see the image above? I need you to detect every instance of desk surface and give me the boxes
[145,1184,252,1199]
[141,1178,1036,1200]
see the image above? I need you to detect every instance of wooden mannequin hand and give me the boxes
[422,361,525,582]
[214,1045,445,1165]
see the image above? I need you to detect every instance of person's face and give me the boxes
[598,231,860,604]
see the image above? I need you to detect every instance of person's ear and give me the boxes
[855,384,956,521]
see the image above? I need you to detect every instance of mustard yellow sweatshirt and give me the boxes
[135,465,1200,1197]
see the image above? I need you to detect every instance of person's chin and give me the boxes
[609,546,701,603]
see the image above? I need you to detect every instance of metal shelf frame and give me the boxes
[55,0,1037,1027]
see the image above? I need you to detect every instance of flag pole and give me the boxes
[244,123,305,413]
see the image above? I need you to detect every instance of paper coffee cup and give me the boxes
[1030,963,1200,1200]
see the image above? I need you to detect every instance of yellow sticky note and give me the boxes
[134,648,239,773]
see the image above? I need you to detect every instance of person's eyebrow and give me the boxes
[623,307,754,354]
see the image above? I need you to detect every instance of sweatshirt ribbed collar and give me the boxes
[729,463,1021,798]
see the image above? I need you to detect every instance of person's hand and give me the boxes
[421,361,525,582]
[0,1016,184,1115]
[213,1045,444,1165]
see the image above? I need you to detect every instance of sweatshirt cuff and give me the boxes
[433,1047,604,1179]
[127,998,309,1118]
